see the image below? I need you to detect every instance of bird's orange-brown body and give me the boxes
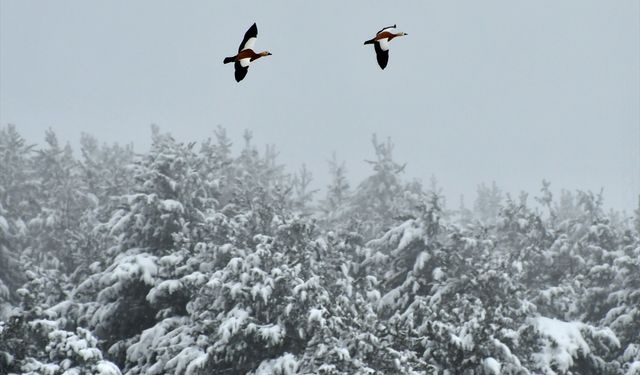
[235,49,271,62]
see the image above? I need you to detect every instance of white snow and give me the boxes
[185,352,208,375]
[60,358,72,370]
[367,219,423,255]
[0,281,8,299]
[397,223,421,252]
[334,347,351,361]
[257,324,284,346]
[308,308,326,327]
[492,337,522,368]
[108,211,131,236]
[432,267,445,281]
[534,317,589,372]
[15,218,26,234]
[218,308,249,343]
[159,253,183,266]
[45,212,57,227]
[181,271,207,286]
[512,260,523,273]
[533,316,620,373]
[284,303,294,316]
[166,347,204,374]
[366,289,381,302]
[623,344,640,362]
[227,257,243,272]
[292,277,321,304]
[159,199,184,213]
[314,237,328,252]
[450,332,474,351]
[626,361,640,375]
[250,283,272,304]
[135,254,159,285]
[78,348,102,361]
[127,316,189,365]
[252,353,299,375]
[379,287,402,308]
[147,279,183,304]
[517,218,528,229]
[94,361,122,375]
[89,262,102,272]
[0,215,8,232]
[483,357,501,374]
[29,319,58,331]
[99,252,158,288]
[413,251,430,272]
[229,282,245,299]
[41,363,60,375]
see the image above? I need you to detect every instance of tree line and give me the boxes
[0,124,639,374]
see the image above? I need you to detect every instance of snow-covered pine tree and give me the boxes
[26,129,95,274]
[0,313,120,375]
[474,181,503,225]
[0,203,22,314]
[0,125,36,304]
[349,135,423,240]
[0,125,39,220]
[363,195,539,373]
[455,194,474,227]
[320,153,351,223]
[292,164,317,216]
[79,133,134,207]
[199,126,235,210]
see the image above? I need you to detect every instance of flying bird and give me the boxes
[223,23,272,82]
[364,25,407,69]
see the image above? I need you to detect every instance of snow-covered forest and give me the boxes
[0,124,639,374]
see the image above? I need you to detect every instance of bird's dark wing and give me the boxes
[238,23,258,52]
[376,24,396,35]
[234,61,249,82]
[374,42,389,69]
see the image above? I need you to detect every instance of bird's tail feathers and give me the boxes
[223,56,235,64]
[364,39,375,45]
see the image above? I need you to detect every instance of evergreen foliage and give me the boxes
[0,125,638,374]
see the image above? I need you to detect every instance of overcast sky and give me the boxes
[1,1,638,211]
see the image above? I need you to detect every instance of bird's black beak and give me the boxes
[268,52,273,55]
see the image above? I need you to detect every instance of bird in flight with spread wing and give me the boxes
[223,23,272,82]
[364,25,407,70]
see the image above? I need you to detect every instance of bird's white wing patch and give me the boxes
[241,37,256,51]
[378,39,390,51]
[239,58,251,67]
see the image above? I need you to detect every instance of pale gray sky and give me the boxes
[1,0,639,211]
